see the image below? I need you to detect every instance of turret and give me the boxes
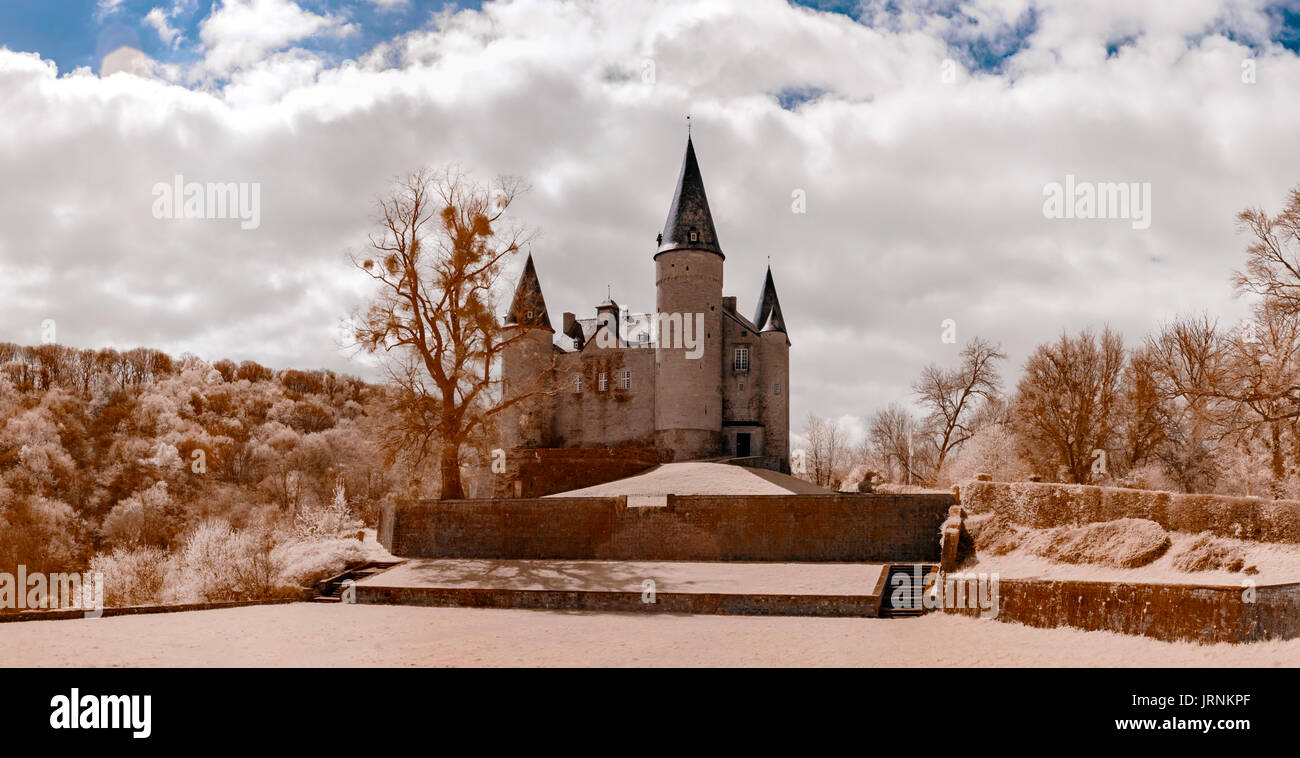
[501,253,555,449]
[653,136,724,460]
[754,266,790,471]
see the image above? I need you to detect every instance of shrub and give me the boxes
[292,479,362,540]
[89,546,170,606]
[272,537,366,588]
[967,512,1022,556]
[1038,518,1170,568]
[1169,533,1247,573]
[167,519,280,603]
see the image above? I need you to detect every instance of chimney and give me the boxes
[722,296,737,313]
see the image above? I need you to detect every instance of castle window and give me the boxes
[739,382,745,392]
[619,370,631,389]
[525,310,533,320]
[689,230,699,242]
[773,382,781,395]
[733,347,750,372]
[598,372,608,391]
[575,374,583,393]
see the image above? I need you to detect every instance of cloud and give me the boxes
[198,0,358,76]
[144,7,184,49]
[96,0,129,20]
[99,45,156,77]
[3,0,1300,432]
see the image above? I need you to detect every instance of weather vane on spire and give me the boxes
[686,113,691,137]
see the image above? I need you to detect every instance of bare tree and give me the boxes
[1012,327,1126,483]
[1115,343,1170,476]
[866,402,932,485]
[913,337,1006,477]
[351,167,543,500]
[802,413,849,488]
[1233,186,1300,314]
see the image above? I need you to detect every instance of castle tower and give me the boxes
[754,266,791,471]
[653,136,724,460]
[500,253,555,449]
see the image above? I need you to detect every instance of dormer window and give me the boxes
[524,310,533,320]
[689,230,699,243]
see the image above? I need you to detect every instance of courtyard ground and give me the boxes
[0,603,1296,667]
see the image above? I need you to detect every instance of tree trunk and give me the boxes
[439,441,464,500]
[1271,422,1285,496]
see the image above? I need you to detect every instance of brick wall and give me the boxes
[493,447,661,498]
[942,577,1300,643]
[383,492,954,562]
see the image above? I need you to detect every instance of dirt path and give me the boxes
[1,603,1296,667]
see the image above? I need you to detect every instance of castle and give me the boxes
[499,135,791,480]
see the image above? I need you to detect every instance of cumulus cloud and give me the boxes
[198,0,358,76]
[2,0,1299,430]
[144,7,184,49]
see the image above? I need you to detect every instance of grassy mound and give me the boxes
[1038,518,1171,568]
[970,516,1171,568]
[1169,533,1252,573]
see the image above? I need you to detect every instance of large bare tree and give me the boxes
[1012,327,1126,483]
[351,167,543,500]
[913,337,1005,477]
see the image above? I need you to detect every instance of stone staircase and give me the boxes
[879,563,938,618]
[312,561,404,603]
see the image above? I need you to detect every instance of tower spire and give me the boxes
[753,265,787,334]
[505,252,553,330]
[656,134,723,258]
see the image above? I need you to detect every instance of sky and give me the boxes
[2,0,1300,444]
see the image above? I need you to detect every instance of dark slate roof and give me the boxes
[656,136,723,259]
[752,266,787,334]
[504,253,553,331]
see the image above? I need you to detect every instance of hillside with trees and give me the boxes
[0,344,405,604]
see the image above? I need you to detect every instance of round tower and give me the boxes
[653,136,724,460]
[500,253,555,450]
[753,265,790,471]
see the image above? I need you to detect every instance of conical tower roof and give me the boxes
[505,253,553,331]
[656,136,723,258]
[752,266,787,334]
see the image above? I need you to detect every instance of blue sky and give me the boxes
[0,1,466,72]
[4,1,1300,78]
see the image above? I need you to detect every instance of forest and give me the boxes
[0,343,407,605]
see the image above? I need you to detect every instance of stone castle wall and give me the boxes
[383,493,955,562]
[491,446,661,498]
